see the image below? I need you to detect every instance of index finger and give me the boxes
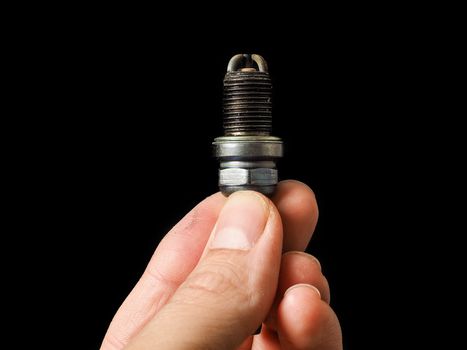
[101,193,226,349]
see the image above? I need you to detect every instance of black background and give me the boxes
[28,22,453,349]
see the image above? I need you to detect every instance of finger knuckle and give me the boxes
[183,253,249,302]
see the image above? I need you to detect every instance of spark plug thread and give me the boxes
[223,68,272,135]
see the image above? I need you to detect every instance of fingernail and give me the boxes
[310,256,322,271]
[211,191,270,250]
[283,251,322,271]
[284,283,321,299]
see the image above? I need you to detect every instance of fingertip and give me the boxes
[278,180,318,217]
[278,284,342,349]
[274,180,317,205]
[279,283,323,341]
[272,180,319,252]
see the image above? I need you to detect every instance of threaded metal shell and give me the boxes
[223,71,272,136]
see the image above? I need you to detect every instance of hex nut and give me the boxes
[219,168,278,186]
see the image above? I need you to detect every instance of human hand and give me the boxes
[101,180,342,349]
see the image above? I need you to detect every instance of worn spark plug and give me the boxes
[213,54,283,196]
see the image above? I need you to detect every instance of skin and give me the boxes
[101,180,342,349]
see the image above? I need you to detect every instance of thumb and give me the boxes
[127,191,283,350]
